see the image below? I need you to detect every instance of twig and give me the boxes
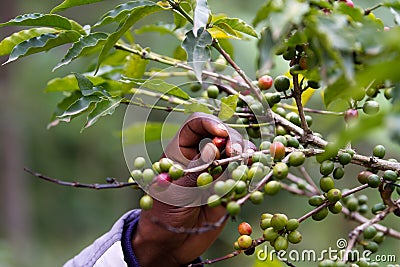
[188,238,266,266]
[364,3,384,15]
[286,173,319,195]
[342,207,400,239]
[24,168,138,189]
[299,166,321,194]
[280,182,314,197]
[292,73,311,135]
[279,103,344,116]
[343,206,392,262]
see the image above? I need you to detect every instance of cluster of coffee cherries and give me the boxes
[260,213,302,251]
[128,155,185,210]
[233,214,302,255]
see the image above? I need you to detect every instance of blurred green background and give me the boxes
[0,1,399,266]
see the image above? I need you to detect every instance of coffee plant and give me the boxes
[2,0,400,266]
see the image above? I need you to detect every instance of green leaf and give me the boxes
[173,0,194,29]
[184,102,212,114]
[123,122,181,145]
[141,79,190,100]
[123,54,148,79]
[0,28,57,56]
[214,17,258,38]
[48,91,82,128]
[252,1,272,27]
[257,28,275,74]
[94,1,157,28]
[182,28,212,81]
[193,0,210,36]
[269,0,309,40]
[51,0,105,13]
[3,31,81,64]
[83,97,123,129]
[209,23,241,39]
[45,74,104,92]
[58,95,101,118]
[219,94,238,120]
[74,73,110,97]
[54,32,108,70]
[0,13,73,30]
[96,4,164,72]
[134,23,176,36]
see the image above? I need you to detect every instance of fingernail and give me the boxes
[217,123,227,132]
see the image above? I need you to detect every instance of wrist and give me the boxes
[132,211,188,267]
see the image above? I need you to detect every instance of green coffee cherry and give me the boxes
[234,180,247,194]
[142,168,155,184]
[319,176,335,192]
[383,170,398,182]
[363,241,379,253]
[333,167,345,180]
[250,191,264,204]
[227,201,241,216]
[346,197,359,212]
[320,160,334,176]
[259,141,271,151]
[338,152,352,165]
[139,195,153,210]
[286,219,299,231]
[373,145,385,158]
[326,188,342,203]
[237,235,253,249]
[373,232,385,243]
[232,166,248,181]
[168,164,184,180]
[260,218,271,230]
[207,85,219,99]
[207,194,221,208]
[358,194,368,204]
[214,180,227,196]
[274,75,291,92]
[271,213,288,231]
[196,172,213,187]
[287,230,302,244]
[159,158,173,172]
[312,207,328,221]
[227,161,239,172]
[286,136,300,148]
[263,227,279,241]
[289,151,306,167]
[273,162,289,180]
[363,225,377,239]
[328,202,342,214]
[264,181,281,195]
[134,157,146,169]
[309,195,325,206]
[274,236,289,251]
[152,161,162,173]
[363,100,380,115]
[371,203,386,214]
[367,174,381,188]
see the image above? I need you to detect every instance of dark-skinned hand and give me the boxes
[132,112,255,267]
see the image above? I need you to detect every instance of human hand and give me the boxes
[132,112,255,267]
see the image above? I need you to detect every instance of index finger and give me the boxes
[178,113,228,148]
